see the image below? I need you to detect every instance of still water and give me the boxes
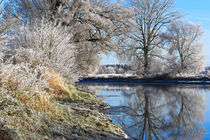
[79,83,210,140]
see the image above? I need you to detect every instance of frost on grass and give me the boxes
[0,59,125,139]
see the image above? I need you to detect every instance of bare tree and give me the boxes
[161,20,204,75]
[119,0,179,76]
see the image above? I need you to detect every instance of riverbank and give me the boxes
[78,75,210,85]
[0,71,126,140]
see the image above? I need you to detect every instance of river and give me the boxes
[78,83,210,140]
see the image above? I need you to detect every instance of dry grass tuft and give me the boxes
[47,69,72,99]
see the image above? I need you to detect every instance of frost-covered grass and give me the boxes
[0,62,125,139]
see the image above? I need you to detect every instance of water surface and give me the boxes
[79,84,210,140]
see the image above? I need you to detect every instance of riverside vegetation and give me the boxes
[0,65,126,139]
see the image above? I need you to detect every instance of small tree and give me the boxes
[161,20,204,76]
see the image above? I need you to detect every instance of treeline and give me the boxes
[96,65,134,75]
[97,65,210,76]
[0,0,205,82]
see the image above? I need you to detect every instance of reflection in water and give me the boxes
[119,87,205,140]
[79,84,206,140]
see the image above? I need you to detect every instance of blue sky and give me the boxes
[102,0,210,66]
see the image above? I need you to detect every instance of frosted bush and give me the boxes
[0,62,50,90]
[0,46,50,91]
[11,18,78,83]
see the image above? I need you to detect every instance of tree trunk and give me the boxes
[144,46,149,75]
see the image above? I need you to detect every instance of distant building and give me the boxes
[200,67,210,76]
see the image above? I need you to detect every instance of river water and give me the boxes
[78,83,210,140]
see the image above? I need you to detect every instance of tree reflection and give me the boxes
[166,88,205,139]
[113,86,205,140]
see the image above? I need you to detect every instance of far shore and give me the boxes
[78,75,210,85]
